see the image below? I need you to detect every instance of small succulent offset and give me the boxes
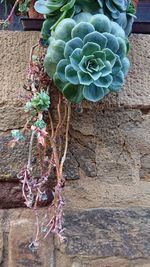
[34,119,47,129]
[11,130,25,141]
[44,13,130,103]
[25,91,50,112]
[98,0,136,36]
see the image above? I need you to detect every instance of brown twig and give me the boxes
[29,43,39,65]
[60,102,71,177]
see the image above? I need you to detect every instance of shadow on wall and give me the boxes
[0,3,23,31]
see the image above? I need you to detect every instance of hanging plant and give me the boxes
[3,0,139,250]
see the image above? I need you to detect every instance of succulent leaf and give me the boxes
[98,0,136,36]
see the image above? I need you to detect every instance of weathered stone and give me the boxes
[9,219,54,267]
[0,31,39,131]
[69,139,96,178]
[55,250,72,267]
[77,258,150,267]
[64,150,80,180]
[0,132,34,180]
[0,231,3,264]
[55,253,150,267]
[0,100,27,131]
[70,108,150,184]
[140,154,150,181]
[95,109,143,184]
[118,34,150,108]
[71,262,81,267]
[63,208,150,260]
[1,30,150,266]
[0,181,53,208]
[64,180,150,210]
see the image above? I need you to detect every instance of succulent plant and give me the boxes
[25,91,50,112]
[11,130,25,141]
[44,13,130,103]
[98,0,136,36]
[34,119,47,129]
[35,0,100,42]
[34,0,76,30]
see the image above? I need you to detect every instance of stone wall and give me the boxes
[0,31,150,266]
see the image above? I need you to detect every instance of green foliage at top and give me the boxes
[35,0,76,30]
[18,0,31,14]
[35,0,99,34]
[44,13,130,103]
[98,0,136,36]
[0,0,35,16]
[36,0,135,40]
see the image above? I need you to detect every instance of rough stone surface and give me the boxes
[0,209,54,266]
[63,208,150,260]
[0,231,3,265]
[140,154,150,181]
[118,34,150,108]
[1,31,150,266]
[9,219,54,267]
[0,31,39,132]
[0,181,53,209]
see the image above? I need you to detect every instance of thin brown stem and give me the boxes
[54,94,62,138]
[60,102,71,177]
[48,111,54,139]
[27,131,35,171]
[29,43,39,65]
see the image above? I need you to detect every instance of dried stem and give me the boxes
[27,131,35,171]
[29,43,39,65]
[54,93,62,138]
[17,43,72,247]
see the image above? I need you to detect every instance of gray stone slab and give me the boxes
[64,208,150,260]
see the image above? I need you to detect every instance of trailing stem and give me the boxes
[14,43,71,250]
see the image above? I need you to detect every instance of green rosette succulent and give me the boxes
[44,13,130,103]
[98,0,136,36]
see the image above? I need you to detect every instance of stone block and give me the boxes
[0,31,39,132]
[0,100,27,132]
[0,231,3,265]
[140,154,150,181]
[8,219,54,267]
[0,181,53,208]
[70,107,150,184]
[0,132,32,180]
[63,208,150,260]
[118,34,150,108]
[0,31,39,102]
